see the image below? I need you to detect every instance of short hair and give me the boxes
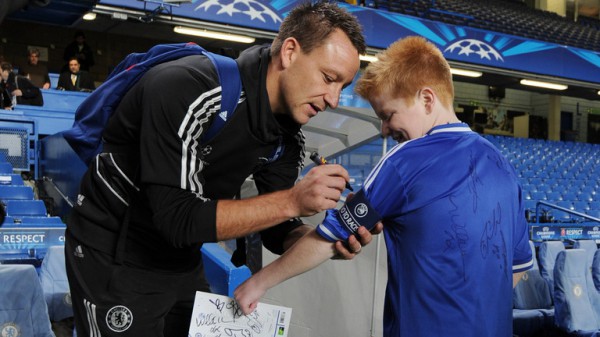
[271,1,366,57]
[356,36,454,109]
[68,56,80,64]
[28,48,40,57]
[0,62,13,72]
[74,30,86,39]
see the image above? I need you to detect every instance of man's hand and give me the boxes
[333,222,383,259]
[288,164,350,217]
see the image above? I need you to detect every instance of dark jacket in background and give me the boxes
[57,71,95,92]
[0,79,11,109]
[11,75,43,106]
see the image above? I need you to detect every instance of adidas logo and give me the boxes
[74,245,84,258]
[77,194,85,206]
[219,110,228,121]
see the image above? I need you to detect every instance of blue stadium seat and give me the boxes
[0,185,34,201]
[592,250,600,292]
[513,241,554,336]
[40,245,73,322]
[553,249,600,335]
[573,240,598,267]
[5,200,47,217]
[0,264,55,337]
[0,174,24,186]
[20,216,64,227]
[539,241,566,292]
[201,243,251,297]
[0,162,12,174]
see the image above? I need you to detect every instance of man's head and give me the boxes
[28,48,40,66]
[68,57,81,74]
[271,1,366,57]
[269,1,366,125]
[74,31,86,45]
[356,36,456,142]
[0,62,13,81]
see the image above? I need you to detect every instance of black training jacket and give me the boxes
[68,45,305,271]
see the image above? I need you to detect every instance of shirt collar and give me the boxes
[426,122,472,136]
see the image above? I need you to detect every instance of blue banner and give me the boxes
[0,227,65,251]
[99,0,600,87]
[530,223,600,242]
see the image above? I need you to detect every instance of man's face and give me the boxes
[28,53,39,65]
[0,69,8,81]
[278,29,360,125]
[69,60,81,74]
[369,90,429,143]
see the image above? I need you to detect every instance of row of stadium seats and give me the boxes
[367,0,600,52]
[483,135,600,224]
[514,240,600,336]
[0,149,73,334]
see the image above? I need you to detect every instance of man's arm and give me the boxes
[234,230,336,314]
[215,163,349,241]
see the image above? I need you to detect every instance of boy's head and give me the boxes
[356,36,457,142]
[356,36,454,109]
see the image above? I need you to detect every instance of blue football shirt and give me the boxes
[318,123,533,336]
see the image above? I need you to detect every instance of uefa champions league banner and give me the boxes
[100,0,600,86]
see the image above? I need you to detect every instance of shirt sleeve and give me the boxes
[316,156,405,242]
[133,57,222,247]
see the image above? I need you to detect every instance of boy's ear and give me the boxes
[420,87,435,112]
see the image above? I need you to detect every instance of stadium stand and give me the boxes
[483,135,600,232]
[367,0,600,52]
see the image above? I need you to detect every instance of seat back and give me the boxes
[0,185,34,201]
[593,250,600,292]
[573,240,598,268]
[0,264,54,337]
[514,241,553,309]
[5,199,47,217]
[201,243,251,297]
[39,245,73,321]
[554,249,600,332]
[539,241,566,293]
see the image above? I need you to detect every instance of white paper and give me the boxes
[188,291,292,337]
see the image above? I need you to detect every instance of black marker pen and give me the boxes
[310,152,354,191]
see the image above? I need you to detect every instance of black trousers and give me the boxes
[65,231,210,337]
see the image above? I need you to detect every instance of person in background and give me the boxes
[65,2,380,336]
[234,36,533,337]
[18,47,50,89]
[10,70,44,106]
[63,30,95,72]
[57,57,94,92]
[0,62,12,109]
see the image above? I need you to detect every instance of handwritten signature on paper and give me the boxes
[192,297,268,337]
